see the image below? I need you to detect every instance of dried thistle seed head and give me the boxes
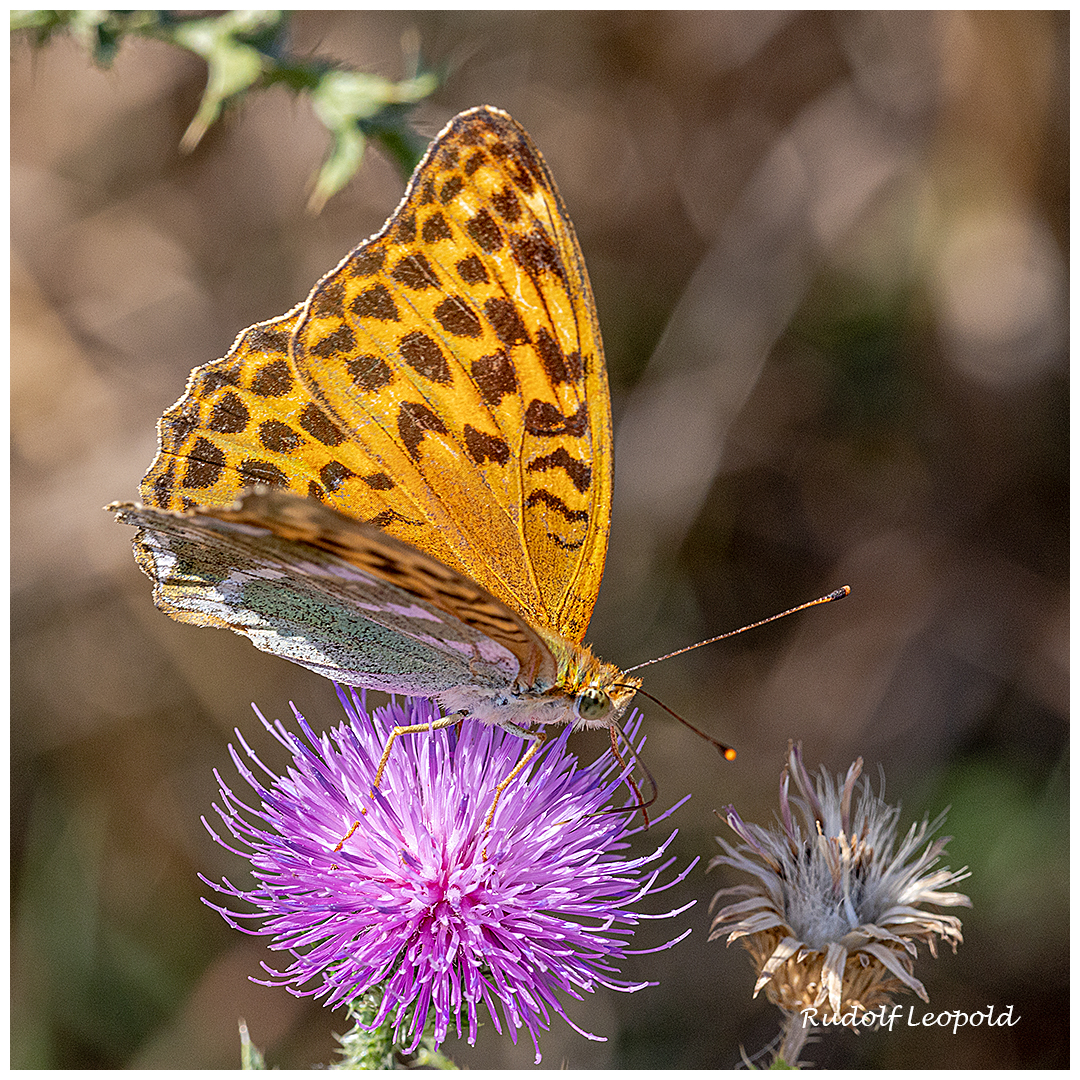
[709,742,971,1018]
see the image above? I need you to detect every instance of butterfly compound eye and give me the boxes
[574,686,612,723]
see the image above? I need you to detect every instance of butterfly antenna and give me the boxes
[626,685,738,762]
[624,586,851,674]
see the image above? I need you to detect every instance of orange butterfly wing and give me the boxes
[142,107,611,645]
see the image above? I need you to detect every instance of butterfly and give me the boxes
[111,105,661,815]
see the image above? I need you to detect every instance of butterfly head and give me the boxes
[568,671,642,732]
[535,633,641,732]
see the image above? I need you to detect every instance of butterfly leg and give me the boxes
[372,710,466,790]
[332,710,467,853]
[480,726,547,859]
[608,722,655,827]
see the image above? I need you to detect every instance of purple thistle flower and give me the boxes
[202,687,696,1064]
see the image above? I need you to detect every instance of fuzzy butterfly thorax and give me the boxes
[113,106,644,744]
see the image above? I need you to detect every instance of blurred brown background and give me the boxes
[12,11,1067,1069]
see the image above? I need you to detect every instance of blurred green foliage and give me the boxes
[10,9,438,207]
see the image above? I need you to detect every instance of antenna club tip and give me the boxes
[831,585,852,600]
[723,748,737,761]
